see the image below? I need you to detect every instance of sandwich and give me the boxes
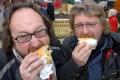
[36,45,53,79]
[36,45,52,64]
[78,37,97,49]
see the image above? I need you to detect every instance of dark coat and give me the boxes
[56,32,120,80]
[0,40,62,80]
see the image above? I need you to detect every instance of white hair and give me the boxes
[108,9,117,17]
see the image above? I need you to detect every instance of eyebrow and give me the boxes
[74,21,99,25]
[17,25,46,34]
[35,25,46,30]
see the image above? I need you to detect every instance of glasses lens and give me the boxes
[74,22,98,29]
[17,34,31,43]
[86,23,97,28]
[74,23,84,29]
[15,28,47,43]
[34,29,47,38]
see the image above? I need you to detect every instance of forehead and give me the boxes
[74,13,99,23]
[10,8,44,32]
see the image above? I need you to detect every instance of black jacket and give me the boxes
[0,40,62,80]
[56,32,120,80]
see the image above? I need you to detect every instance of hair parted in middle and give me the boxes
[2,2,56,54]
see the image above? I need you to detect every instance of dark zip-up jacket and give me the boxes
[56,32,120,80]
[0,40,62,80]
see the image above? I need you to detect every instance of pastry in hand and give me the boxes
[78,38,97,49]
[36,45,52,64]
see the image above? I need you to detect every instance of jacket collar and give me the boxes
[12,47,22,65]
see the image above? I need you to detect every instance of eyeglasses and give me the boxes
[14,28,48,43]
[74,22,99,29]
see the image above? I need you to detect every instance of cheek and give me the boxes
[39,35,50,45]
[14,42,29,57]
[94,28,103,40]
[74,30,81,37]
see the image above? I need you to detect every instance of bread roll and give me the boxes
[36,45,52,64]
[78,38,97,49]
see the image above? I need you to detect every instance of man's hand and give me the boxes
[72,42,94,66]
[19,52,44,80]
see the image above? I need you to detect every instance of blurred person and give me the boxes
[0,2,61,80]
[3,2,11,20]
[34,1,49,19]
[56,0,120,80]
[0,5,4,28]
[47,3,55,21]
[108,9,119,32]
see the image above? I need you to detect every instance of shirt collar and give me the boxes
[12,47,23,63]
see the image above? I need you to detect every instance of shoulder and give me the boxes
[62,36,78,48]
[0,49,15,70]
[107,32,120,52]
[50,39,62,56]
[0,49,17,80]
[109,32,120,43]
[0,49,8,69]
[50,39,61,50]
[62,36,75,44]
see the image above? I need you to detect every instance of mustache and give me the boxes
[79,34,95,38]
[28,40,45,53]
[28,47,40,53]
[28,42,45,53]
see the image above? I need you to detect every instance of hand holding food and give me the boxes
[36,45,53,79]
[36,45,52,64]
[72,38,97,66]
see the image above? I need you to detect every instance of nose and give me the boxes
[82,25,88,34]
[30,36,41,48]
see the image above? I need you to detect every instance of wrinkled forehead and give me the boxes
[74,13,100,22]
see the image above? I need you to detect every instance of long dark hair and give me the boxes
[2,2,57,54]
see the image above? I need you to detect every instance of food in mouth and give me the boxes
[36,45,52,64]
[78,38,97,49]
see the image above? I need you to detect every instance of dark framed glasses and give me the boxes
[14,28,48,43]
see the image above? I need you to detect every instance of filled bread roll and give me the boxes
[78,38,97,49]
[36,45,52,64]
